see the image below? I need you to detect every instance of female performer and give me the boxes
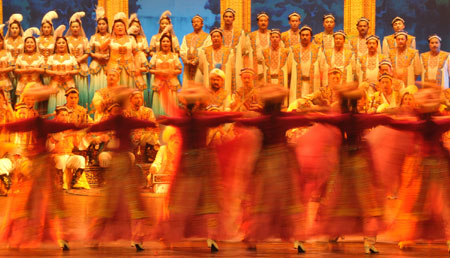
[66,12,90,108]
[89,7,110,106]
[149,34,181,116]
[46,26,79,114]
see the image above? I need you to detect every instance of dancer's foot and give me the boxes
[207,239,219,253]
[364,237,379,254]
[398,241,414,250]
[134,243,144,252]
[294,240,306,253]
[58,240,69,251]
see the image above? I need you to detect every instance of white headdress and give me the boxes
[23,27,40,39]
[66,12,86,37]
[160,10,172,22]
[6,14,24,38]
[54,25,66,38]
[128,13,145,36]
[40,11,58,36]
[42,11,58,25]
[96,6,106,21]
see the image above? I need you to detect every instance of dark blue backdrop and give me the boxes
[3,0,449,53]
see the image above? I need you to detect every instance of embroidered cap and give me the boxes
[240,68,255,75]
[257,11,270,21]
[379,73,393,81]
[223,8,236,17]
[288,12,301,20]
[366,35,380,43]
[270,28,281,35]
[323,14,335,21]
[356,17,370,25]
[333,30,346,38]
[299,25,313,34]
[192,15,204,22]
[391,16,405,25]
[65,87,79,96]
[394,30,408,38]
[428,34,442,42]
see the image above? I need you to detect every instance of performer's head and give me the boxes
[65,87,79,108]
[41,11,57,36]
[178,84,210,113]
[210,28,223,48]
[69,20,81,37]
[391,17,406,32]
[378,59,393,76]
[400,92,415,108]
[96,18,109,34]
[106,68,120,87]
[258,85,288,114]
[112,20,127,37]
[256,12,269,30]
[240,68,255,88]
[95,7,109,34]
[328,68,343,87]
[159,11,172,33]
[54,36,70,54]
[356,17,369,37]
[428,34,441,53]
[209,68,225,91]
[24,36,37,54]
[322,14,335,33]
[223,8,235,27]
[394,31,408,49]
[270,29,281,48]
[191,15,204,32]
[160,33,173,53]
[55,106,70,122]
[333,30,346,49]
[299,25,312,46]
[107,103,121,116]
[288,12,301,31]
[379,73,393,95]
[130,90,144,108]
[366,35,379,54]
[14,102,28,120]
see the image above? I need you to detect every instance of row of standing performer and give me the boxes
[0,75,450,255]
[0,7,448,118]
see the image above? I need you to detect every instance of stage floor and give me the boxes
[0,241,448,257]
[0,189,449,257]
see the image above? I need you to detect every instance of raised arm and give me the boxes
[3,117,37,133]
[44,120,84,134]
[88,116,118,132]
[126,116,157,130]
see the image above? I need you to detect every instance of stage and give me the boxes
[0,241,448,257]
[0,190,448,257]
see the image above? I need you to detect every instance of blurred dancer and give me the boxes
[236,85,310,253]
[87,87,156,251]
[158,85,238,252]
[388,86,450,252]
[0,85,80,250]
[312,85,391,254]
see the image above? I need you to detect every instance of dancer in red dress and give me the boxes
[388,87,450,252]
[312,87,392,254]
[158,85,239,252]
[0,85,80,250]
[236,85,312,253]
[86,87,157,251]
